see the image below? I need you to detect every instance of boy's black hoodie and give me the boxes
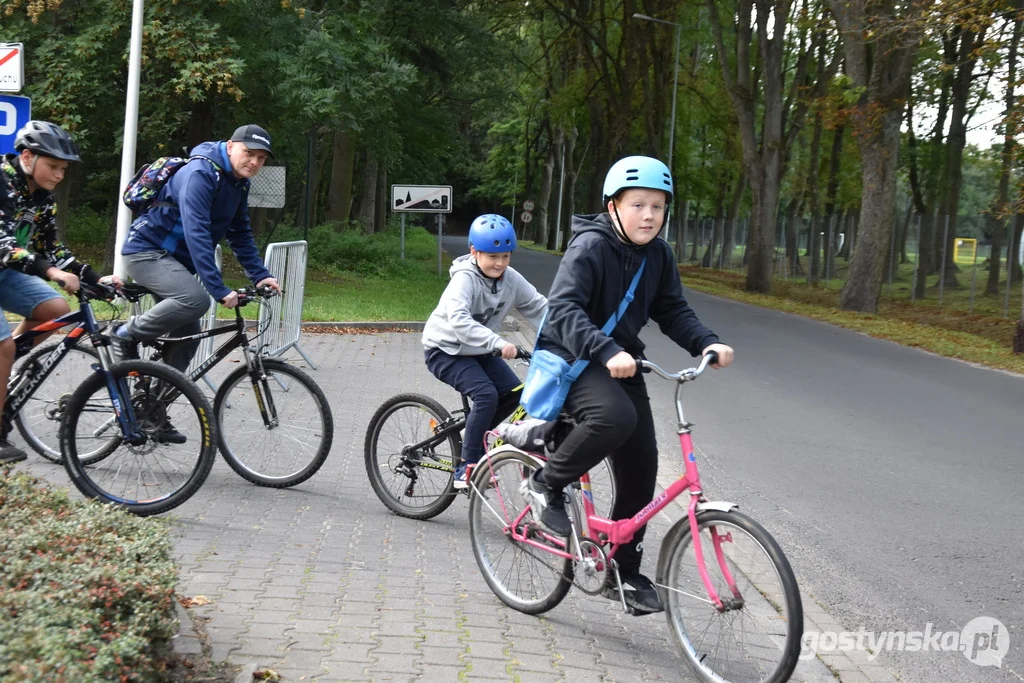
[538,213,719,365]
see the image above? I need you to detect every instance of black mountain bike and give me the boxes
[1,281,218,516]
[116,283,333,488]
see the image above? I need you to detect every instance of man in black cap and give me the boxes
[114,125,280,419]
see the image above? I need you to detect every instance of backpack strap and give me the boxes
[534,257,647,383]
[151,155,223,209]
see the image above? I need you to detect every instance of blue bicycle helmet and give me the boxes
[468,214,517,252]
[602,156,673,204]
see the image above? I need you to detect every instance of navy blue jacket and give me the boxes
[539,213,719,365]
[122,141,272,301]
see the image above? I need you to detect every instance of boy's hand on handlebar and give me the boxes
[702,343,734,368]
[606,350,637,378]
[220,291,240,309]
[256,276,281,293]
[500,343,518,360]
[48,268,80,293]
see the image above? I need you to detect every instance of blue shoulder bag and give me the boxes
[520,258,646,421]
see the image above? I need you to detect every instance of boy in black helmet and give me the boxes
[0,121,121,463]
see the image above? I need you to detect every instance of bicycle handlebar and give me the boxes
[491,345,532,360]
[637,350,718,382]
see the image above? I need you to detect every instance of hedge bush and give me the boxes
[0,470,179,682]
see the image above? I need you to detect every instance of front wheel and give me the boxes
[468,449,573,614]
[657,510,803,683]
[60,361,217,517]
[364,393,462,520]
[214,359,333,488]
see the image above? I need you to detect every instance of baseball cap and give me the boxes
[230,124,274,157]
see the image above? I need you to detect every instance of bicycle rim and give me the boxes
[364,394,460,519]
[468,451,573,614]
[215,360,333,487]
[660,510,803,683]
[14,343,117,464]
[60,361,217,516]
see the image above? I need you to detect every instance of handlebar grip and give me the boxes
[704,350,720,366]
[54,279,66,288]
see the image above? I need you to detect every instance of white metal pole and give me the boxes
[113,0,145,279]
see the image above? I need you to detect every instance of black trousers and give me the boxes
[542,363,658,573]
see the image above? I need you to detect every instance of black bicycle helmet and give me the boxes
[14,121,81,162]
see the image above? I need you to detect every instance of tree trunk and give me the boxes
[840,110,903,311]
[374,162,387,234]
[358,150,378,235]
[560,126,579,252]
[822,126,844,282]
[807,110,824,283]
[702,181,727,267]
[537,131,557,246]
[326,129,355,227]
[988,12,1021,294]
[722,172,746,270]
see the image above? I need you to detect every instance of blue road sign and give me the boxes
[0,94,31,155]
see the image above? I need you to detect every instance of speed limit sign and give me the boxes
[522,199,535,212]
[521,211,533,223]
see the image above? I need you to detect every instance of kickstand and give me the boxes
[610,564,630,614]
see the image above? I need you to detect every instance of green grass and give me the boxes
[300,269,448,321]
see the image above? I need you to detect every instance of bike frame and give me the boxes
[499,356,740,611]
[4,288,143,441]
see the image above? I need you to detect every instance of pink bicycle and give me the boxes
[467,353,803,683]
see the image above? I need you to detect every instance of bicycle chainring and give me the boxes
[573,538,610,595]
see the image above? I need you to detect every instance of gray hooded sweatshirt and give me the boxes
[422,254,547,356]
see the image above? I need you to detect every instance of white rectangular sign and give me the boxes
[0,44,24,93]
[392,184,452,213]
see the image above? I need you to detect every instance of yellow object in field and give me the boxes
[954,238,977,263]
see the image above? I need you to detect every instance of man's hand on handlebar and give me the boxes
[47,267,80,293]
[256,276,281,293]
[98,275,124,290]
[220,291,240,309]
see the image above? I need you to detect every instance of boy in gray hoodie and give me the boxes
[422,214,547,489]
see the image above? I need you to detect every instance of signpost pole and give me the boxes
[400,213,406,260]
[437,214,443,275]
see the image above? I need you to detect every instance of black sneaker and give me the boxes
[519,468,571,536]
[111,330,139,361]
[602,570,665,615]
[0,439,28,464]
[155,423,187,445]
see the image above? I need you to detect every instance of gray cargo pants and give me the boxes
[123,250,212,372]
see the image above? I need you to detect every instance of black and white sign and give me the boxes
[392,185,452,213]
[520,211,533,224]
[522,199,535,212]
[0,44,24,93]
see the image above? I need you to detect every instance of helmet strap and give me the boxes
[610,202,639,247]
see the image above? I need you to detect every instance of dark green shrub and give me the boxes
[0,470,178,682]
[65,208,112,247]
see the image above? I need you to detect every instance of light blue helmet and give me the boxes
[468,214,517,252]
[602,156,673,204]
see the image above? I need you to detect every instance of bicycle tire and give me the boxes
[60,360,217,517]
[14,342,118,465]
[214,359,333,488]
[364,393,462,520]
[657,510,803,683]
[468,448,573,614]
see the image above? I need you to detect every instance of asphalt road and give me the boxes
[444,234,1024,683]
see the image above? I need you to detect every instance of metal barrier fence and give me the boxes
[258,240,316,368]
[131,246,222,392]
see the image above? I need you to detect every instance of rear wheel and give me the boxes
[468,449,573,614]
[364,393,461,519]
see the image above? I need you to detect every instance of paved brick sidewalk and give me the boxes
[18,331,873,682]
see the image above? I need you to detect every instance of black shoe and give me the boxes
[520,468,571,536]
[0,439,28,464]
[111,331,139,361]
[155,423,187,445]
[602,570,665,615]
